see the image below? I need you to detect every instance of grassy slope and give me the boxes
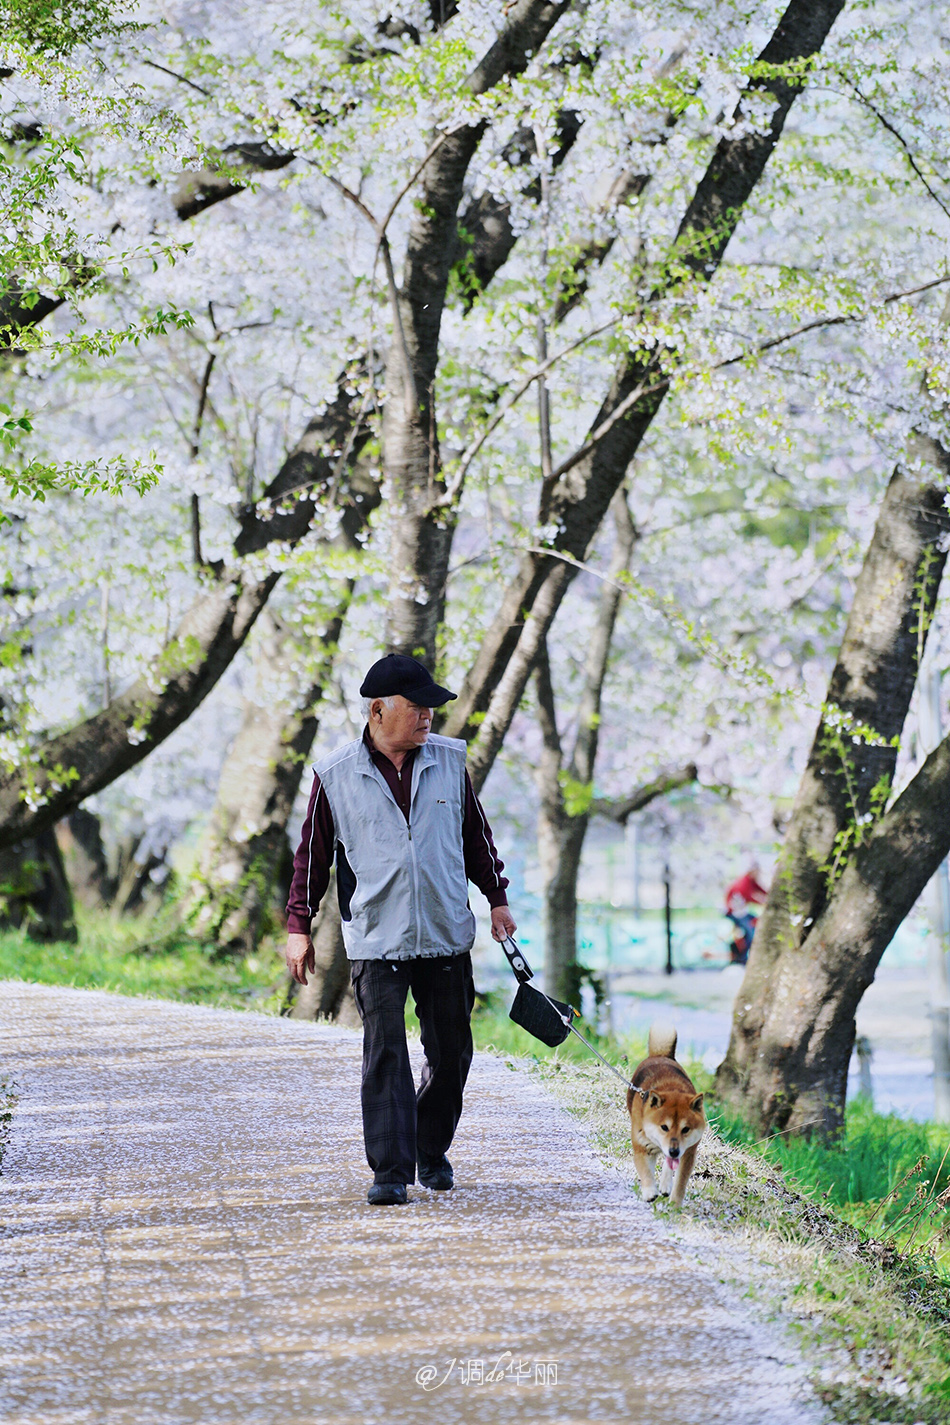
[711,1098,950,1262]
[3,917,950,1415]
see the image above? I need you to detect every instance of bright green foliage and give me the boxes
[0,404,160,510]
[0,0,135,56]
[0,910,289,1011]
[913,544,942,670]
[817,702,900,883]
[559,772,595,817]
[712,1097,950,1273]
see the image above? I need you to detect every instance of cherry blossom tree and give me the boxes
[2,0,950,1121]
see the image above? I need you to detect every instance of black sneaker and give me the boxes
[367,1182,408,1206]
[417,1152,454,1191]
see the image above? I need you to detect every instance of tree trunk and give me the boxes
[443,0,846,781]
[533,640,588,1002]
[112,836,169,917]
[284,872,359,1026]
[185,602,347,956]
[723,729,950,1136]
[54,808,114,909]
[0,827,77,941]
[718,430,950,1125]
[918,655,950,1120]
[533,492,696,1001]
[387,30,679,660]
[381,0,571,665]
[185,440,379,955]
[538,807,588,1003]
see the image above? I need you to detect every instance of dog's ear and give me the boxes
[649,1093,664,1109]
[690,1093,704,1112]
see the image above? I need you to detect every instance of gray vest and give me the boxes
[315,733,476,961]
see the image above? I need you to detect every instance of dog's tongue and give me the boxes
[666,1156,678,1174]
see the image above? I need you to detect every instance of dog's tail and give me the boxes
[648,1022,677,1059]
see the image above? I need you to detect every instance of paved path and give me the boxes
[0,983,823,1425]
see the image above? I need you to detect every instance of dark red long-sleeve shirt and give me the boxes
[285,729,509,935]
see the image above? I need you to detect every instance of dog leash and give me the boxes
[501,936,648,1099]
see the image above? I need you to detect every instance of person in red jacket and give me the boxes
[724,862,769,964]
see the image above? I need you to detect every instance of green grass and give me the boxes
[0,910,289,1013]
[711,1098,950,1272]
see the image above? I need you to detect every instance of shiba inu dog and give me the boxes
[626,1023,706,1207]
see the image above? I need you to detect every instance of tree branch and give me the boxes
[436,316,620,505]
[172,142,295,222]
[454,105,584,303]
[448,0,848,779]
[841,77,950,226]
[590,763,699,823]
[534,637,563,761]
[234,370,375,555]
[569,487,639,785]
[0,386,381,848]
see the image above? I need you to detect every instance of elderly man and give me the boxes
[284,654,516,1206]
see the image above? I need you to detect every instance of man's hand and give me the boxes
[490,905,517,942]
[285,932,316,986]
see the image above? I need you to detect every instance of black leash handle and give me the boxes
[502,936,640,1095]
[500,933,534,984]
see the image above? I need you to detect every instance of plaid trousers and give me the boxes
[349,953,475,1185]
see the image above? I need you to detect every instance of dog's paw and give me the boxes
[641,1188,659,1203]
[659,1188,670,1198]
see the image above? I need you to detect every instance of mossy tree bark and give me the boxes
[0,827,76,942]
[719,730,950,1137]
[717,428,950,1135]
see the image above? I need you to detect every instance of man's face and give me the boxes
[374,696,433,748]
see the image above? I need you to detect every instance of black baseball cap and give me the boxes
[359,654,457,707]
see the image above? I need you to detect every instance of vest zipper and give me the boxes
[407,817,421,953]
